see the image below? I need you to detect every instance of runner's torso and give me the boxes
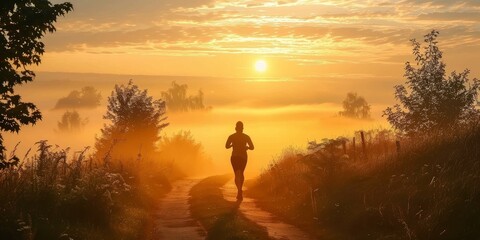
[229,133,251,157]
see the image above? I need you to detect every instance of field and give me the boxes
[248,124,480,239]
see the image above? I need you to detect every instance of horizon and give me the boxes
[5,70,389,177]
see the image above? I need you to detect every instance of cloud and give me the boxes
[40,0,479,71]
[399,0,480,8]
[418,11,480,21]
[55,0,217,22]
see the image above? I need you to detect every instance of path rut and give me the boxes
[154,179,206,240]
[222,181,315,240]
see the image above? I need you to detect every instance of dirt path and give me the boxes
[222,181,315,240]
[154,179,206,240]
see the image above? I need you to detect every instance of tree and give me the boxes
[339,92,371,119]
[57,110,88,132]
[161,81,206,112]
[0,0,73,167]
[95,80,169,160]
[54,86,102,109]
[383,30,480,135]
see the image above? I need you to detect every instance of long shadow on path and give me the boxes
[223,181,315,240]
[189,175,272,240]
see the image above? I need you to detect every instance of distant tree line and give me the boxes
[161,81,206,112]
[339,92,371,119]
[54,86,102,109]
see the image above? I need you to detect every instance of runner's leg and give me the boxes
[231,156,247,200]
[235,169,244,199]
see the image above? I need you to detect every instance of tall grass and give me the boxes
[249,124,480,239]
[0,141,172,240]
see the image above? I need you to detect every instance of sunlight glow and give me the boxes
[254,60,267,72]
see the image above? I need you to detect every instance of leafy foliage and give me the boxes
[383,30,480,135]
[57,110,88,132]
[95,80,169,160]
[308,137,349,158]
[54,86,102,109]
[158,131,212,176]
[0,140,170,240]
[0,0,73,167]
[161,81,206,112]
[339,92,371,119]
[251,124,480,239]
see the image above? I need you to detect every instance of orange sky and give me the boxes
[39,0,480,78]
[5,0,480,176]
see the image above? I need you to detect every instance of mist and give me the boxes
[3,71,390,177]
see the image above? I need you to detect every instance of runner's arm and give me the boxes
[247,136,254,150]
[225,136,233,149]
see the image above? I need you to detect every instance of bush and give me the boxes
[250,124,480,239]
[157,131,213,177]
[0,141,168,240]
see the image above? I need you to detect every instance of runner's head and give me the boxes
[235,121,243,133]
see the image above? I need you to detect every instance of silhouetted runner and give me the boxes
[225,121,254,201]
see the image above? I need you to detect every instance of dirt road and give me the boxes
[154,179,206,240]
[222,181,314,240]
[155,177,314,240]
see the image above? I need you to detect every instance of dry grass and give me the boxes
[0,141,172,240]
[249,124,480,240]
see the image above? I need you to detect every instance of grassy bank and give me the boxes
[249,125,480,239]
[0,141,172,240]
[189,175,272,240]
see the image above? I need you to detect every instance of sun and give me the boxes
[254,60,267,73]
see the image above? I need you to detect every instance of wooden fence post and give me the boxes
[361,131,367,159]
[311,187,318,219]
[353,137,356,161]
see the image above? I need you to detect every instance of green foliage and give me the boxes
[54,86,102,109]
[57,110,88,132]
[383,30,480,135]
[95,80,169,160]
[339,92,371,119]
[161,81,206,112]
[0,0,73,167]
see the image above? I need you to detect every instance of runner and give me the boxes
[225,121,254,201]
